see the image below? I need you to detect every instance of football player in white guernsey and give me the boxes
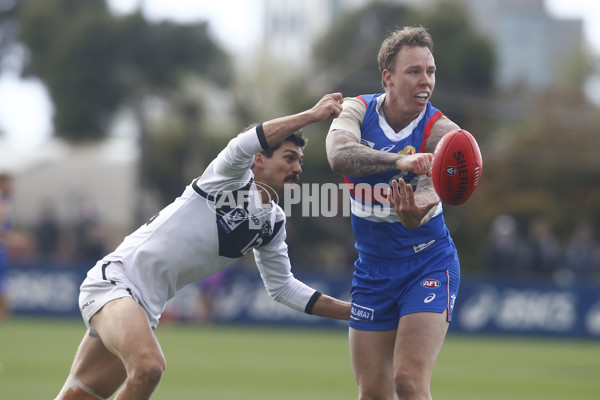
[54,93,376,400]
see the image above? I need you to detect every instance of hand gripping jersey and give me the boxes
[342,93,453,261]
[99,125,317,323]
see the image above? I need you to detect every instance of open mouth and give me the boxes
[415,92,429,101]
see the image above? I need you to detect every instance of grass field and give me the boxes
[1,317,599,399]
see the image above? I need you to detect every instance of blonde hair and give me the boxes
[377,26,434,88]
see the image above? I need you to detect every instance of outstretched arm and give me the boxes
[326,98,432,177]
[261,92,344,149]
[208,92,343,181]
[253,226,351,321]
[310,293,351,320]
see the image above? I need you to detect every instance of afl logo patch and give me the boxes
[446,166,456,176]
[421,279,441,289]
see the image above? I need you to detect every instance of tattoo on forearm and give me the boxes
[414,176,438,207]
[328,131,399,177]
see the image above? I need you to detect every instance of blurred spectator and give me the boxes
[484,215,524,277]
[562,222,598,284]
[0,173,33,320]
[521,218,562,280]
[74,196,106,263]
[194,267,230,323]
[34,199,61,263]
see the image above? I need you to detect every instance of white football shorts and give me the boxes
[79,260,155,338]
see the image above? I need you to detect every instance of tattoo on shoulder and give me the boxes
[426,116,461,153]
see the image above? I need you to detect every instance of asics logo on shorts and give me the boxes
[424,294,436,303]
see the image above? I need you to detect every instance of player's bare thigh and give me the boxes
[393,311,449,389]
[349,328,397,399]
[91,297,166,379]
[60,297,165,399]
[90,296,164,364]
[61,296,155,398]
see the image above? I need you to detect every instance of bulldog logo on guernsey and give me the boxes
[421,279,441,289]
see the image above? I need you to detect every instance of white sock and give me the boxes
[54,375,105,400]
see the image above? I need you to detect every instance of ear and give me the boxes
[253,153,265,169]
[382,69,393,88]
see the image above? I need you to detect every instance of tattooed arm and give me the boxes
[415,116,460,200]
[424,115,460,154]
[409,116,462,226]
[415,115,461,201]
[326,98,432,177]
[389,116,461,228]
[326,129,404,176]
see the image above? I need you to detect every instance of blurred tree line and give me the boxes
[1,0,599,272]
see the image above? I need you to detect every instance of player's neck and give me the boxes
[257,186,275,205]
[381,99,419,132]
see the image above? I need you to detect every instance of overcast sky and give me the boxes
[0,0,599,150]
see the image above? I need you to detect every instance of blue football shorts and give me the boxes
[350,242,460,331]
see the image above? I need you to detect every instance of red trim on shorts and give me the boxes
[446,269,450,322]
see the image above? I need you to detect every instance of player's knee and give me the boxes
[393,366,426,399]
[129,353,166,387]
[357,381,394,400]
[357,390,393,400]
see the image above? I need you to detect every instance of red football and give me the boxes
[431,129,483,205]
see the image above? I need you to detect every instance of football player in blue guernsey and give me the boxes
[53,93,411,400]
[326,26,463,400]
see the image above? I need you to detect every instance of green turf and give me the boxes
[0,317,599,399]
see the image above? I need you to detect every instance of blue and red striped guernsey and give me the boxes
[343,93,451,262]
